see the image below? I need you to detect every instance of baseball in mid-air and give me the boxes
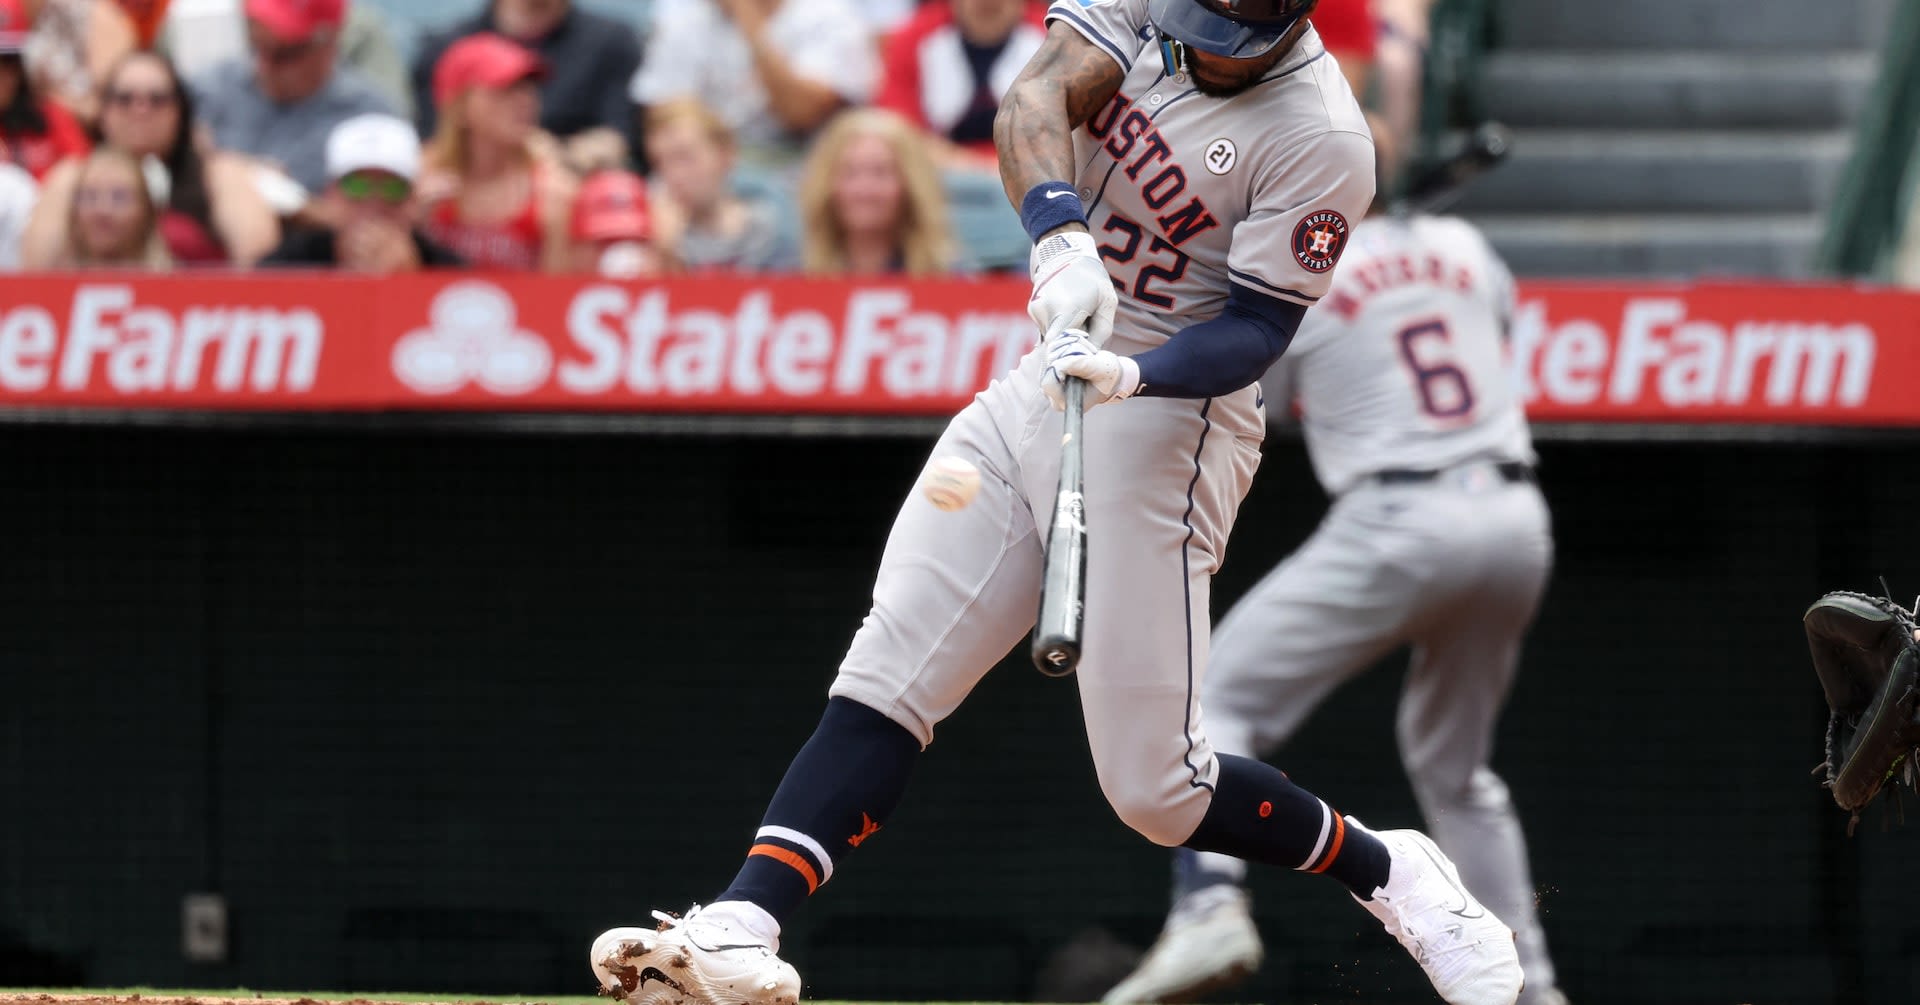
[922,456,982,511]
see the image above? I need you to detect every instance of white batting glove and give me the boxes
[1028,230,1117,348]
[1042,326,1141,411]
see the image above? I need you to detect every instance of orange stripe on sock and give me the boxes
[1309,812,1347,874]
[748,843,821,893]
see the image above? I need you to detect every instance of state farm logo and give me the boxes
[0,285,321,394]
[1512,296,1876,410]
[392,281,551,395]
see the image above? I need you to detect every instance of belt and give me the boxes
[1370,461,1536,487]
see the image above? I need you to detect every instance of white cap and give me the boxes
[325,113,421,183]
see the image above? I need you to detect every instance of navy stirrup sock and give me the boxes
[716,697,920,923]
[1184,753,1391,898]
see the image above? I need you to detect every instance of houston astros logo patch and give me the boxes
[1292,210,1350,273]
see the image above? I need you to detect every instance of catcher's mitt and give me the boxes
[1805,591,1920,829]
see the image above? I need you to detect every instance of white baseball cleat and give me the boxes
[590,903,800,1005]
[1102,885,1263,1004]
[1357,830,1525,1005]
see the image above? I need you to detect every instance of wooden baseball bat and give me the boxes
[1032,376,1087,676]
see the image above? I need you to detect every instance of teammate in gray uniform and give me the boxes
[588,4,1523,1005]
[1104,188,1567,1005]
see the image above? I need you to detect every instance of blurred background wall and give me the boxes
[1,423,1917,1005]
[5,0,1920,1002]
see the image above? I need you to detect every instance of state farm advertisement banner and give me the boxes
[0,275,1038,413]
[1511,282,1920,424]
[0,273,1916,424]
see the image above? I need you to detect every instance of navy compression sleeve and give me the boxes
[1131,285,1309,399]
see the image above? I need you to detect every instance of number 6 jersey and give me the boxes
[1264,213,1538,497]
[1049,0,1375,351]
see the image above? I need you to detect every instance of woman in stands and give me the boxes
[798,107,961,276]
[419,32,575,273]
[645,96,794,273]
[0,0,91,180]
[21,49,279,266]
[57,146,169,267]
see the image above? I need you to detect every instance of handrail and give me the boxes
[1816,0,1920,278]
[1415,0,1496,180]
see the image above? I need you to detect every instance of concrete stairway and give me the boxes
[1459,0,1893,277]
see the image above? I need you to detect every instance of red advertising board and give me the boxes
[1511,280,1920,425]
[0,273,1915,424]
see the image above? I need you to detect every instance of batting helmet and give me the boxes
[1148,0,1318,64]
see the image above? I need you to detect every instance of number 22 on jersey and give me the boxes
[1095,212,1191,310]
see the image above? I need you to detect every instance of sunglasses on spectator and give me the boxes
[77,187,140,211]
[338,173,412,204]
[108,88,178,110]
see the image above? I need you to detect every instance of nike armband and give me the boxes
[1021,182,1088,242]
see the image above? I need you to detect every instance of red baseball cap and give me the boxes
[572,171,653,243]
[244,0,346,42]
[0,0,28,55]
[433,32,548,107]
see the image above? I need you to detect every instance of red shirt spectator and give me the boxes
[1311,0,1378,95]
[114,0,170,47]
[412,1,642,173]
[1313,0,1378,58]
[877,0,1045,160]
[0,0,89,179]
[420,32,574,272]
[424,166,547,269]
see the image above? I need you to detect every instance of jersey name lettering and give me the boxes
[1084,94,1221,249]
[1322,252,1476,321]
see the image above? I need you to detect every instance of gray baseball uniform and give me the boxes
[829,0,1373,846]
[1190,212,1561,992]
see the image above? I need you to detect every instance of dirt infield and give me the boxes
[0,996,590,1005]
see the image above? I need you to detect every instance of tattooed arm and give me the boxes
[998,20,1126,345]
[994,22,1126,228]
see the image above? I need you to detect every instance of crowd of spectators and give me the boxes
[0,0,1412,279]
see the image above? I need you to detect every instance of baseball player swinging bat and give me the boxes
[588,4,1526,1005]
[1033,375,1089,676]
[1027,127,1510,681]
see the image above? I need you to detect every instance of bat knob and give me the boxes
[1033,637,1080,677]
[1473,122,1512,161]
